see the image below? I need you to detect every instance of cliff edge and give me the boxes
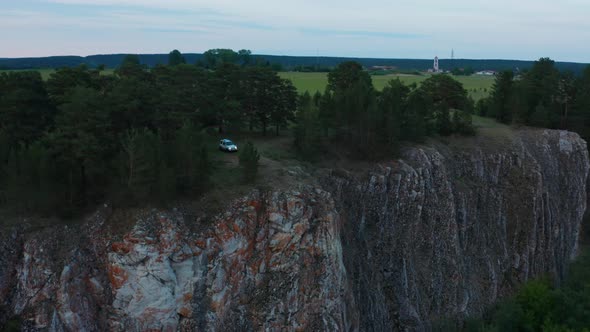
[0,129,587,331]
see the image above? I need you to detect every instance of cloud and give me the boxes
[300,28,427,40]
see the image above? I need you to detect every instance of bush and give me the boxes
[453,110,476,135]
[530,103,551,128]
[467,250,590,331]
[3,317,21,332]
[239,142,260,183]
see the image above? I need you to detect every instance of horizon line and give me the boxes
[1,52,589,65]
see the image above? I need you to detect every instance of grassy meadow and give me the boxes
[0,68,495,101]
[279,72,495,101]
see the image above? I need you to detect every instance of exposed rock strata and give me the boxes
[1,191,350,331]
[323,129,589,329]
[0,129,587,331]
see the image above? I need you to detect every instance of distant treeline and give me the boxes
[1,51,588,74]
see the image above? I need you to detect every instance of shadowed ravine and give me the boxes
[0,129,588,331]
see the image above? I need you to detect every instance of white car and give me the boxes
[219,139,238,152]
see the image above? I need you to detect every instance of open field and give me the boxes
[1,69,495,101]
[279,72,496,101]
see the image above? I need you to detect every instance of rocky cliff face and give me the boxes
[0,129,588,331]
[1,191,352,331]
[322,129,589,330]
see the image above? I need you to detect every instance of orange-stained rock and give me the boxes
[269,233,292,252]
[194,239,207,249]
[178,306,192,317]
[107,264,128,289]
[293,223,307,236]
[248,199,261,210]
[111,242,130,254]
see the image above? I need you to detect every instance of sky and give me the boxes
[1,0,589,62]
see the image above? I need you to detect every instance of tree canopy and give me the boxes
[477,57,587,135]
[0,49,298,216]
[295,62,475,161]
[168,49,186,66]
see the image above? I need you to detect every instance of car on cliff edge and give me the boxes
[219,139,238,152]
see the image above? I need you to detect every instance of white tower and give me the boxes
[433,56,440,72]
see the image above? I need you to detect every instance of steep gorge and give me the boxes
[0,129,588,331]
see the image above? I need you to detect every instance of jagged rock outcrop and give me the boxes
[0,129,588,331]
[1,191,351,331]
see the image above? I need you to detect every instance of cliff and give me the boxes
[322,129,589,329]
[0,129,588,331]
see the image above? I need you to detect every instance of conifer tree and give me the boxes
[119,128,158,200]
[294,92,322,160]
[168,49,186,66]
[172,123,210,194]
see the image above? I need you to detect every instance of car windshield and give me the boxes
[224,140,234,145]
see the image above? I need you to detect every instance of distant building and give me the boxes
[475,70,496,76]
[369,65,397,71]
[433,56,440,73]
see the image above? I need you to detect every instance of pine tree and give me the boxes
[168,49,186,66]
[0,71,54,147]
[570,66,590,138]
[490,70,514,123]
[119,128,158,201]
[271,79,297,136]
[172,123,211,194]
[46,86,113,209]
[377,79,408,154]
[294,92,322,160]
[530,103,551,128]
[404,90,432,141]
[436,103,453,136]
[1,142,59,214]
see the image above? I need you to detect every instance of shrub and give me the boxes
[453,110,476,135]
[239,141,260,183]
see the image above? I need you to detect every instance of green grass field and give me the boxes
[1,68,495,101]
[279,72,495,101]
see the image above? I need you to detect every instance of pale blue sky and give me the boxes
[1,0,589,62]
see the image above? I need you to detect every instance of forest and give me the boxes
[0,50,298,216]
[3,50,590,218]
[0,48,480,217]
